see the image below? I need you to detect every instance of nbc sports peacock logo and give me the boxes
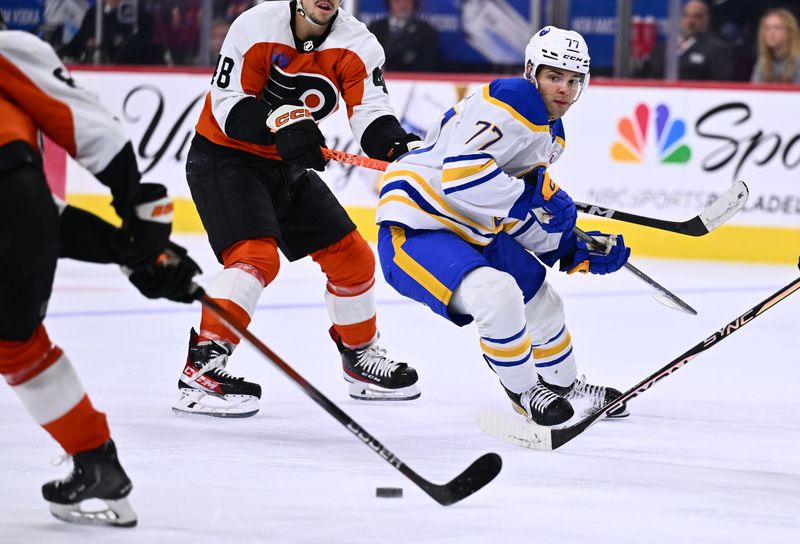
[610,103,692,164]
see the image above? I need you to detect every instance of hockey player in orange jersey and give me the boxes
[175,0,423,417]
[0,18,200,527]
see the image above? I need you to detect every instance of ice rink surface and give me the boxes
[1,234,798,544]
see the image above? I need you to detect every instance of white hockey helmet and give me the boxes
[525,26,591,100]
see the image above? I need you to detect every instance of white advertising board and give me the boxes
[65,69,799,234]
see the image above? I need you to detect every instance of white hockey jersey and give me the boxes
[196,0,397,160]
[376,77,568,256]
[0,30,129,174]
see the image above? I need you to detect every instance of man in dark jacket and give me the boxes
[59,0,163,64]
[638,0,733,81]
[368,0,440,72]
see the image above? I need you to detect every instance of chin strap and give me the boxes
[296,0,327,28]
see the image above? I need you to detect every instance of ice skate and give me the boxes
[331,328,420,401]
[503,381,574,426]
[173,328,261,417]
[42,440,137,528]
[545,374,629,419]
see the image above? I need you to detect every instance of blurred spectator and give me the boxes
[216,0,254,22]
[751,8,800,83]
[60,0,165,64]
[368,0,440,72]
[204,18,231,66]
[637,0,733,81]
[160,1,201,65]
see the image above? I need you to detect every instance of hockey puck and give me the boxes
[375,487,403,498]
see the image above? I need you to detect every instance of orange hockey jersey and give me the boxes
[0,30,130,174]
[195,0,399,161]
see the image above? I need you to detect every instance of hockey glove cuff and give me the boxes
[524,169,577,234]
[267,104,327,171]
[125,241,202,303]
[386,133,423,161]
[110,182,173,268]
[560,231,630,275]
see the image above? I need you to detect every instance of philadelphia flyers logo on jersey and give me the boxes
[263,65,339,122]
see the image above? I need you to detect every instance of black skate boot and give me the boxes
[544,374,629,419]
[503,381,574,426]
[173,328,262,417]
[330,327,420,400]
[42,439,137,528]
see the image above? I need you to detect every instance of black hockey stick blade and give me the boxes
[410,453,502,506]
[196,291,502,505]
[575,180,749,236]
[573,227,698,315]
[479,274,800,451]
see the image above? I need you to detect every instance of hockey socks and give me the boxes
[0,325,110,454]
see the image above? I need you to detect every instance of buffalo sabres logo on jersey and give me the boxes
[263,64,339,121]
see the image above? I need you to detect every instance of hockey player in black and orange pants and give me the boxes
[173,0,423,416]
[0,23,200,526]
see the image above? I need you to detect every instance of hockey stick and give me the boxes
[323,147,392,171]
[574,180,749,236]
[573,226,698,315]
[321,148,747,236]
[196,291,502,506]
[478,274,800,451]
[325,145,695,314]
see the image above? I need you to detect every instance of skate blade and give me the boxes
[606,406,630,418]
[571,397,630,420]
[48,498,137,528]
[172,389,259,418]
[346,379,421,401]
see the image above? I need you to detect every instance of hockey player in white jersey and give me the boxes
[174,0,423,417]
[376,26,631,426]
[0,21,199,527]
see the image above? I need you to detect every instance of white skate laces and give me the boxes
[559,374,628,418]
[186,342,234,383]
[342,341,421,401]
[520,383,562,417]
[566,375,605,409]
[355,344,401,377]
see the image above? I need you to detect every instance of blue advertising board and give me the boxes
[0,0,45,32]
[358,0,534,66]
[359,0,671,70]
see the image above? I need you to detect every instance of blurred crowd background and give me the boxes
[3,0,800,83]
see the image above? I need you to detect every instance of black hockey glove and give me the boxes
[126,241,202,303]
[386,133,423,161]
[267,104,327,171]
[110,182,173,268]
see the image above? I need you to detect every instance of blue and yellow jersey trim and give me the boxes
[483,78,550,134]
[388,226,454,306]
[552,118,566,148]
[379,170,502,245]
[440,152,504,195]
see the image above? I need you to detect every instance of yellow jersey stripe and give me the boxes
[390,227,453,305]
[382,170,502,233]
[379,194,489,246]
[441,159,496,183]
[482,85,550,134]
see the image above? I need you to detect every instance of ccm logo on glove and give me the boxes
[267,105,313,131]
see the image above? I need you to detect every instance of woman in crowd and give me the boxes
[752,8,800,83]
